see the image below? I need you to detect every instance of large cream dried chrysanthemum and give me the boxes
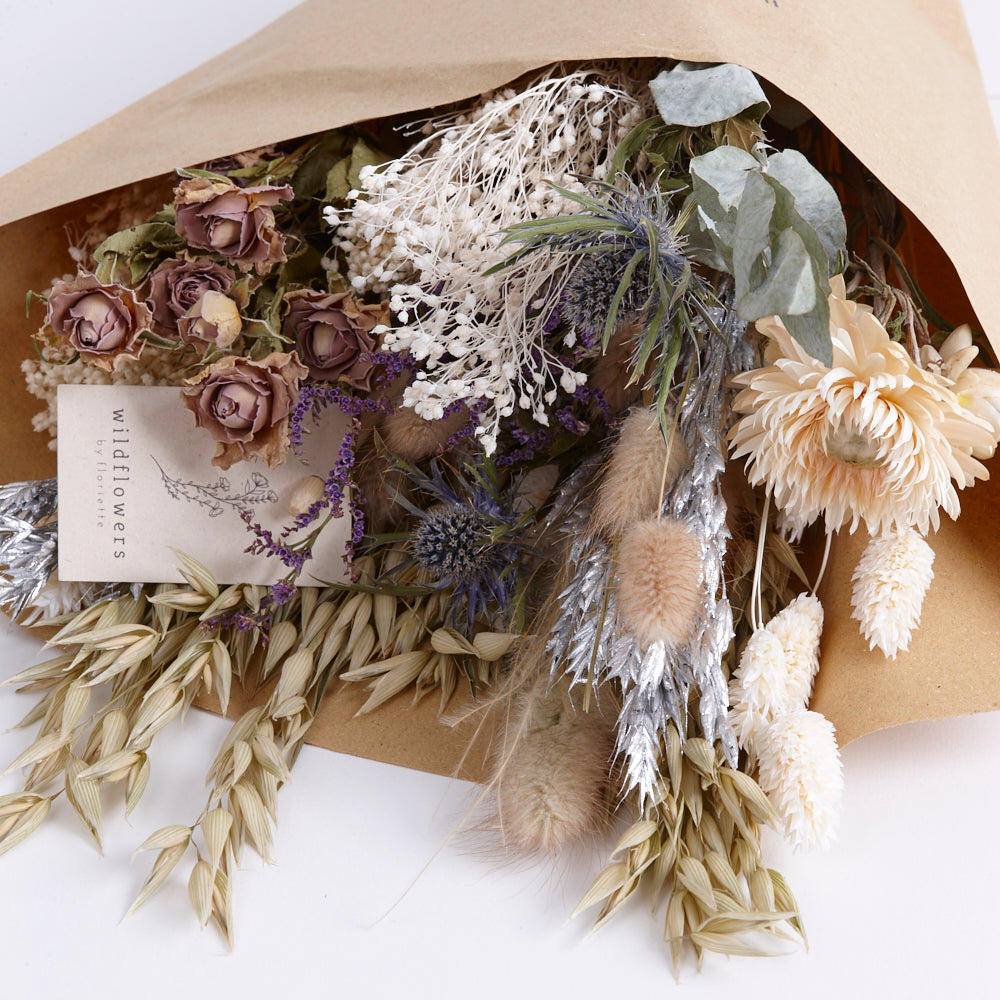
[850,527,935,658]
[920,325,1000,459]
[730,277,995,537]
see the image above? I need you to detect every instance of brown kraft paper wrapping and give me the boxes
[1,0,998,775]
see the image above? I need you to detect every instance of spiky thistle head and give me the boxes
[493,177,716,439]
[384,455,528,633]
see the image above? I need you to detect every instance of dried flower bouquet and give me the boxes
[2,60,998,975]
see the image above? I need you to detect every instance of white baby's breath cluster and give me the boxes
[851,527,935,658]
[333,67,652,453]
[22,345,185,448]
[729,594,843,850]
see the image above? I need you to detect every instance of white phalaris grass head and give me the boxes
[728,629,790,747]
[755,708,844,851]
[728,593,824,745]
[920,325,1000,459]
[730,276,995,538]
[850,526,935,658]
[615,517,704,648]
[764,592,824,705]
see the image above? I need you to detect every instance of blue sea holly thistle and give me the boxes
[382,456,529,635]
[491,178,718,438]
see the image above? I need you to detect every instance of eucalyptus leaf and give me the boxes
[765,149,846,273]
[650,63,770,128]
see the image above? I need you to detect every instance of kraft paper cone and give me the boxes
[1,0,999,773]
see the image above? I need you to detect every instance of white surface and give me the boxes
[2,2,999,995]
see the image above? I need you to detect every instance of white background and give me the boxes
[1,2,1000,995]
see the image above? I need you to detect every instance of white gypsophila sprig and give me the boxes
[850,527,935,658]
[334,67,652,454]
[755,708,844,851]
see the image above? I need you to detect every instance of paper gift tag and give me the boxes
[57,384,351,586]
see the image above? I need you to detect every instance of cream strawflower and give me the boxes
[920,325,1000,459]
[755,708,844,851]
[850,527,935,658]
[730,276,995,537]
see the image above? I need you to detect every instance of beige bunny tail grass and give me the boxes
[590,407,687,542]
[616,517,703,648]
[489,676,617,856]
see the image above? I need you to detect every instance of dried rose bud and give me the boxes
[146,257,236,335]
[181,351,308,469]
[46,275,150,371]
[173,178,293,273]
[177,291,243,349]
[282,289,387,389]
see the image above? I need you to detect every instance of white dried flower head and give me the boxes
[730,276,994,538]
[765,592,824,705]
[728,628,790,747]
[921,325,1000,459]
[22,579,105,624]
[850,527,935,658]
[615,517,704,648]
[590,406,687,541]
[756,708,844,851]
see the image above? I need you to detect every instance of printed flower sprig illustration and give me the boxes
[154,456,279,517]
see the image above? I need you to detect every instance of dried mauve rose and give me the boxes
[177,291,243,350]
[181,351,308,469]
[46,275,151,371]
[173,177,293,273]
[147,257,236,335]
[282,289,387,389]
